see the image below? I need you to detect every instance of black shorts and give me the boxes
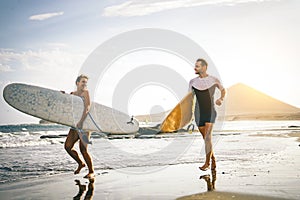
[193,87,217,127]
[194,102,217,126]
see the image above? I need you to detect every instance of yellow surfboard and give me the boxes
[160,92,194,133]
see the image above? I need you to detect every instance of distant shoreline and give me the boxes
[0,113,299,127]
[135,112,300,123]
[223,112,300,121]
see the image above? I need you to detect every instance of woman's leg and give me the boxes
[65,129,86,174]
[79,132,94,178]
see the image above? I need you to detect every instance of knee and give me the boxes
[64,143,72,152]
[204,134,212,142]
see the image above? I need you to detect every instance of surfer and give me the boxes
[64,74,94,179]
[189,59,226,171]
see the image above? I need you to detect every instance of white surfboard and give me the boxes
[3,83,139,134]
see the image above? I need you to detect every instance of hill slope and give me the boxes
[136,83,300,122]
[225,83,299,115]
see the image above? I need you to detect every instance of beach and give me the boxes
[0,120,299,199]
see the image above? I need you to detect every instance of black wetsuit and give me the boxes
[189,76,223,127]
[193,86,217,126]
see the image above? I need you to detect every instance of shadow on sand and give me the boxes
[73,179,94,200]
[199,169,217,191]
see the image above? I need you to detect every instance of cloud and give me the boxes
[46,42,70,49]
[103,0,275,17]
[0,63,14,72]
[0,48,85,72]
[0,48,87,92]
[29,11,64,21]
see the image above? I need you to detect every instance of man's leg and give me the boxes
[198,126,206,139]
[199,123,214,170]
[65,129,86,174]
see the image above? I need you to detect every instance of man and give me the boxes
[64,74,94,179]
[189,59,226,171]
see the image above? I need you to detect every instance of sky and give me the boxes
[0,0,299,124]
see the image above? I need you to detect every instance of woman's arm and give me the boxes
[76,90,91,129]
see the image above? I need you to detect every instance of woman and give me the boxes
[64,74,94,179]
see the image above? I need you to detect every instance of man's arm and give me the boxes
[216,88,226,106]
[219,88,226,101]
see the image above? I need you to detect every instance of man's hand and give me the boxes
[215,98,223,106]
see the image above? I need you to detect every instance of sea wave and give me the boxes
[0,120,299,184]
[1,121,299,149]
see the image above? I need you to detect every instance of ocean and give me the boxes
[0,120,299,184]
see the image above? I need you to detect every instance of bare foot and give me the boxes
[199,163,210,171]
[84,173,95,180]
[74,163,86,174]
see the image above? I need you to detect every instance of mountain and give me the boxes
[225,83,299,115]
[136,83,300,122]
[221,83,300,120]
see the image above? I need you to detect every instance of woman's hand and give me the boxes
[76,121,83,129]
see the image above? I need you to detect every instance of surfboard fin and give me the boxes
[127,115,135,124]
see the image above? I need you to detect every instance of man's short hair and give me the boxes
[196,58,208,67]
[75,74,88,85]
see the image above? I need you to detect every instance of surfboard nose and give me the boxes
[3,83,17,104]
[3,83,28,112]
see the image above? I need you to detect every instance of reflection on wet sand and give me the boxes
[199,169,216,191]
[73,179,94,200]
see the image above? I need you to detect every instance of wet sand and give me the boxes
[178,191,289,200]
[0,132,299,199]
